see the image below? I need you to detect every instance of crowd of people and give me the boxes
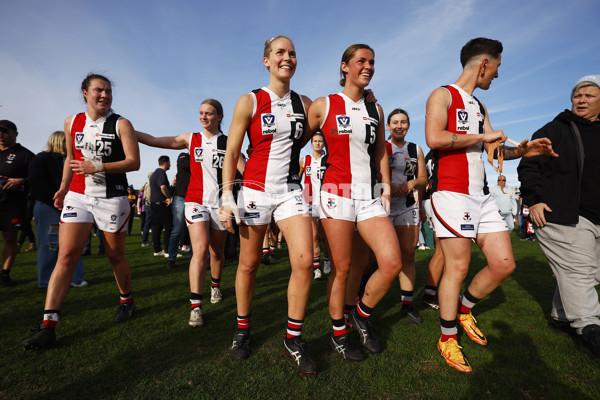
[1,36,598,374]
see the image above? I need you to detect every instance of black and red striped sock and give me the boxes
[211,277,220,288]
[332,317,347,336]
[400,290,414,308]
[458,289,480,314]
[190,292,202,309]
[313,256,320,270]
[440,317,458,342]
[343,304,355,320]
[120,292,133,304]
[286,317,304,339]
[42,309,60,328]
[356,298,373,320]
[237,314,250,330]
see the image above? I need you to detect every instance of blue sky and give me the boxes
[1,0,599,189]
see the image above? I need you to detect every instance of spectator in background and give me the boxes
[0,120,34,288]
[17,189,36,252]
[140,172,154,246]
[126,185,137,236]
[518,74,600,359]
[149,156,172,257]
[166,152,191,267]
[490,174,517,231]
[29,131,85,288]
[136,187,146,237]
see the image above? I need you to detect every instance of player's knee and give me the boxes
[490,259,516,280]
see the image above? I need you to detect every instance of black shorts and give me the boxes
[0,208,25,232]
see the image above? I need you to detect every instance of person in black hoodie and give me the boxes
[518,74,600,360]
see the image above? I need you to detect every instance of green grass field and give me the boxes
[1,220,599,399]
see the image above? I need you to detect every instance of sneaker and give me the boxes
[210,287,223,304]
[22,326,56,350]
[400,306,423,325]
[313,268,323,280]
[422,295,440,310]
[578,324,600,359]
[0,274,12,288]
[548,319,576,338]
[230,329,251,360]
[323,259,331,274]
[70,280,89,288]
[437,337,471,373]
[283,336,317,375]
[457,312,487,346]
[348,308,383,353]
[141,242,150,247]
[115,301,135,323]
[261,253,270,265]
[165,253,183,258]
[330,333,365,362]
[153,250,166,256]
[181,245,191,252]
[189,307,204,327]
[165,260,176,269]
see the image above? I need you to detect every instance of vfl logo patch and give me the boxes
[463,212,471,222]
[76,133,84,143]
[456,109,469,131]
[111,214,117,221]
[194,147,204,162]
[261,113,277,135]
[336,115,352,135]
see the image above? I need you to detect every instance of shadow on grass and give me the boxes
[469,320,588,398]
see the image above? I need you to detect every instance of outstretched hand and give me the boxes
[518,138,558,158]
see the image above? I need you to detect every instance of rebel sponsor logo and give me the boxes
[456,109,469,131]
[244,212,260,219]
[461,224,474,231]
[194,147,204,162]
[336,115,352,135]
[63,212,77,218]
[261,113,277,135]
[463,212,471,222]
[192,213,203,220]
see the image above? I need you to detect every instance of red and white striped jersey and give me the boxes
[69,112,128,198]
[301,153,326,205]
[243,87,306,194]
[320,93,380,200]
[432,84,488,195]
[186,131,227,207]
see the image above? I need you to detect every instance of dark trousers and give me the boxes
[150,202,173,253]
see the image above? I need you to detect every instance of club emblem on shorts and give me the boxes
[111,214,117,221]
[194,147,204,162]
[463,212,471,222]
[261,113,276,135]
[65,206,74,210]
[193,207,200,213]
[336,115,352,135]
[327,198,337,209]
[247,201,257,210]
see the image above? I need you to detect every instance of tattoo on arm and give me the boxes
[450,133,458,149]
[503,147,519,160]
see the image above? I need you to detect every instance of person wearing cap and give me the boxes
[0,120,34,288]
[518,74,600,360]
